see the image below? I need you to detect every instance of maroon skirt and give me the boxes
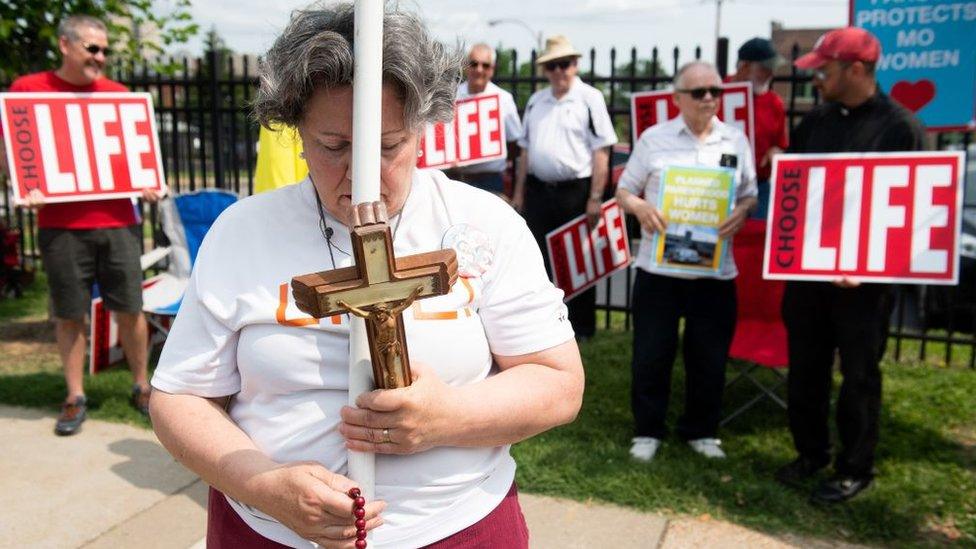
[207,482,529,548]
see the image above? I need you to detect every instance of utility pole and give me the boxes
[714,0,724,46]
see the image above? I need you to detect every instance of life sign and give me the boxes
[630,82,755,148]
[418,93,505,170]
[851,0,976,131]
[0,92,166,204]
[764,152,964,285]
[546,199,632,301]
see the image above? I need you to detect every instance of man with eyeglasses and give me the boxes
[616,61,757,463]
[7,15,161,436]
[775,27,924,504]
[446,43,522,197]
[514,35,618,342]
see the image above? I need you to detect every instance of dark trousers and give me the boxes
[631,270,737,440]
[523,174,595,338]
[781,282,892,477]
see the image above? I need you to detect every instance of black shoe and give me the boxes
[131,384,152,417]
[810,474,873,504]
[775,456,828,488]
[54,396,87,436]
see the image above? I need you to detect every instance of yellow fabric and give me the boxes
[253,125,308,194]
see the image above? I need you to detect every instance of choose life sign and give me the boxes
[630,82,755,148]
[764,151,965,285]
[417,93,505,169]
[1,92,167,204]
[851,0,976,130]
[545,199,632,301]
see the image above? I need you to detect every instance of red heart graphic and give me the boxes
[890,79,935,112]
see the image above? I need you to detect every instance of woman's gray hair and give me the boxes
[254,3,462,131]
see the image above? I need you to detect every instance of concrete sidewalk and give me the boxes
[0,405,857,549]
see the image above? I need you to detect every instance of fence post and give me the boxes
[716,37,729,78]
[208,49,225,189]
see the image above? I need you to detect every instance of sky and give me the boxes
[177,0,850,72]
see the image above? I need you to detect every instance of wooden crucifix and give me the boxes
[292,201,458,389]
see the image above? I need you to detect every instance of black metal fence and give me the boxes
[1,45,973,367]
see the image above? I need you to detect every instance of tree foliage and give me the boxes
[0,0,198,80]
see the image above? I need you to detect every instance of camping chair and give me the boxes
[142,189,239,330]
[89,189,238,373]
[722,218,789,426]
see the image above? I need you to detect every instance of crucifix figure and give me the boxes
[292,201,458,389]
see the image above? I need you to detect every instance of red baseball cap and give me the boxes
[794,27,881,70]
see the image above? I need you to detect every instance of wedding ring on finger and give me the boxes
[381,428,392,444]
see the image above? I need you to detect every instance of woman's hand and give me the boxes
[339,362,455,454]
[254,461,385,548]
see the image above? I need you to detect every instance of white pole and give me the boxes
[348,0,383,502]
[352,0,383,205]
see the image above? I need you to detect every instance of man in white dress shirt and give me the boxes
[448,43,523,196]
[616,61,757,462]
[513,35,618,341]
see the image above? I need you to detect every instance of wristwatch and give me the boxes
[589,192,602,201]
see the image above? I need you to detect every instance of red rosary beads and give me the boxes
[348,487,367,549]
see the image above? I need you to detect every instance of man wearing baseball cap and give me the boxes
[729,37,788,219]
[776,27,924,504]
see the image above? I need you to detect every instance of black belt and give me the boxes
[527,174,589,189]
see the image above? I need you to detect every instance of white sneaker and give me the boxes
[688,438,726,459]
[629,437,662,462]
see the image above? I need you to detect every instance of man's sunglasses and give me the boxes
[468,60,492,70]
[543,59,574,72]
[677,86,723,100]
[82,43,112,56]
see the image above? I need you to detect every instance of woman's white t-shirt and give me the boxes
[151,170,573,548]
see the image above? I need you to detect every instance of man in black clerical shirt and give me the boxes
[774,27,925,504]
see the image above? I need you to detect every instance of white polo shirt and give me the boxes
[151,172,573,547]
[618,116,757,280]
[455,81,522,175]
[518,77,617,183]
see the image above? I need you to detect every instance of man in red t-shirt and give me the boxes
[729,38,789,220]
[8,15,161,435]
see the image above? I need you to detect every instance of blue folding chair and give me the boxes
[87,190,238,372]
[142,189,238,330]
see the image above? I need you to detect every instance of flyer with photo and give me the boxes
[653,165,735,276]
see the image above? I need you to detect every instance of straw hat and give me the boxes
[536,35,582,65]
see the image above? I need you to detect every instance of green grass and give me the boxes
[0,272,47,319]
[512,312,976,547]
[0,273,152,428]
[1,281,974,545]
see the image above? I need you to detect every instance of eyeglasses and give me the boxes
[677,87,723,100]
[468,60,492,70]
[813,61,851,81]
[82,43,112,56]
[543,59,574,72]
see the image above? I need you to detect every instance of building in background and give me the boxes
[770,21,830,121]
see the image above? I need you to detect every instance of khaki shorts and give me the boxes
[39,226,143,320]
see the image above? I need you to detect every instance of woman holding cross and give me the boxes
[149,4,584,548]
